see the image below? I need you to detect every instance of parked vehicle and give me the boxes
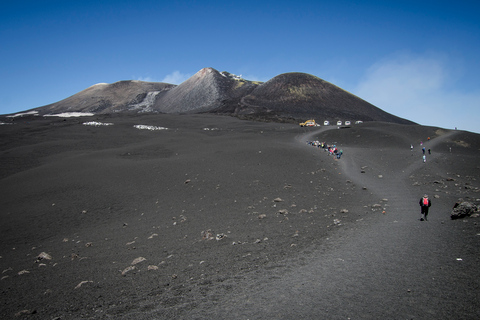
[324,121,330,126]
[337,121,342,126]
[345,121,351,125]
[355,120,363,124]
[299,119,319,127]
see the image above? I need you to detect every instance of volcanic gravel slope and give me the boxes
[0,114,478,319]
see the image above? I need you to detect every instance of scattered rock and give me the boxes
[216,233,226,241]
[131,257,147,265]
[121,266,136,276]
[277,209,288,215]
[273,197,284,202]
[340,209,349,213]
[75,280,93,289]
[148,265,159,271]
[184,179,191,184]
[201,229,215,240]
[18,270,30,275]
[2,267,12,274]
[15,309,36,317]
[258,213,267,219]
[36,252,52,262]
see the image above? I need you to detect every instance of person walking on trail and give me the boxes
[419,194,432,221]
[422,147,426,154]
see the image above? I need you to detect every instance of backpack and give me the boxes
[423,198,429,206]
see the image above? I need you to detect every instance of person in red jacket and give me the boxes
[419,194,432,221]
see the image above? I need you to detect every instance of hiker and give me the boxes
[419,194,432,221]
[422,147,426,154]
[428,149,431,154]
[423,155,426,163]
[411,144,413,151]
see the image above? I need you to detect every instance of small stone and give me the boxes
[36,252,52,262]
[216,233,226,241]
[121,266,135,276]
[75,280,93,289]
[131,257,146,265]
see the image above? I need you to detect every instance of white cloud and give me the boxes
[136,76,157,82]
[161,71,191,85]
[353,53,480,133]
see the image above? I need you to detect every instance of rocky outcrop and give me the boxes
[451,201,479,219]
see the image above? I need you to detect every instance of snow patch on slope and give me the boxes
[129,91,161,112]
[44,112,95,117]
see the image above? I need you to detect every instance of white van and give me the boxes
[337,121,342,126]
[324,121,330,126]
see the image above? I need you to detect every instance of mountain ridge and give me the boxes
[17,67,414,124]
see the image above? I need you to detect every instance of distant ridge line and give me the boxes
[22,67,413,124]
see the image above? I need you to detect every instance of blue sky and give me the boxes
[1,0,479,133]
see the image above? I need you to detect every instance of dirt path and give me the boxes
[189,129,479,319]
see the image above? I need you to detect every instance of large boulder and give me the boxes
[450,201,479,220]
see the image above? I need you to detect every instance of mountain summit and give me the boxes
[30,67,412,124]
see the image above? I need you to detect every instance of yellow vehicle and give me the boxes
[299,119,319,127]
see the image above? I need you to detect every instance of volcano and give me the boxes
[24,68,413,125]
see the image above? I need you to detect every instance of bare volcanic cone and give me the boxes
[153,68,258,113]
[35,80,175,114]
[238,72,413,124]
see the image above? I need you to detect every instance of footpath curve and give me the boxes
[191,127,479,319]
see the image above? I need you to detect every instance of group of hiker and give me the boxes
[306,140,343,159]
[411,136,432,163]
[305,138,433,222]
